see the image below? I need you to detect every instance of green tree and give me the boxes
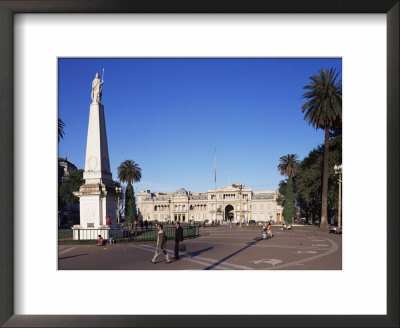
[282,178,295,223]
[278,154,299,223]
[295,148,323,223]
[276,180,286,207]
[58,118,65,142]
[295,131,342,225]
[301,68,342,227]
[59,169,84,204]
[117,160,142,223]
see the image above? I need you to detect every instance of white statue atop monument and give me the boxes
[91,69,104,104]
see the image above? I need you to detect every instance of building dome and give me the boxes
[174,188,188,197]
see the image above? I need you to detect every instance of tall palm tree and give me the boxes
[278,154,299,223]
[278,154,299,180]
[58,118,65,141]
[117,160,142,186]
[301,68,342,227]
[117,160,142,223]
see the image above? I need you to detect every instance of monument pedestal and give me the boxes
[72,225,110,240]
[73,184,119,240]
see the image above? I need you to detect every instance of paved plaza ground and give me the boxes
[58,226,342,270]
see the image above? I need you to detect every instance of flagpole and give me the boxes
[214,148,217,225]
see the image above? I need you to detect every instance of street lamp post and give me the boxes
[239,189,242,228]
[115,186,122,224]
[334,164,342,228]
[246,197,249,224]
[232,183,244,228]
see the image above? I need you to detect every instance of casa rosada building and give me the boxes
[137,184,283,224]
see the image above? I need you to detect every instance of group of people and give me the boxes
[95,221,191,264]
[262,222,273,239]
[282,222,292,230]
[151,221,190,264]
[96,234,115,246]
[211,220,220,226]
[129,219,150,232]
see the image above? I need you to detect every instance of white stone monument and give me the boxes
[72,71,119,240]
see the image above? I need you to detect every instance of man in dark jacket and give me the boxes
[174,221,190,259]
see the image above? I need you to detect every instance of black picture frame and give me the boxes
[0,1,398,327]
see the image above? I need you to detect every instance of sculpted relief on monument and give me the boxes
[89,156,98,171]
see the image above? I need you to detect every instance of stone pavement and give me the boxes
[58,226,342,270]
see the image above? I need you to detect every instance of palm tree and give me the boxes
[58,118,65,141]
[278,154,299,223]
[117,160,142,186]
[278,154,299,180]
[301,68,342,227]
[117,160,142,223]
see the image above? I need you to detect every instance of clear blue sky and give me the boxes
[58,58,341,193]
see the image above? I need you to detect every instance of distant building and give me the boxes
[137,184,282,224]
[58,157,79,225]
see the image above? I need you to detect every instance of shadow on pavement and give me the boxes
[204,237,263,270]
[59,254,89,260]
[189,246,214,259]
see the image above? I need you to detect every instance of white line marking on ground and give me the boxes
[137,244,254,268]
[312,244,329,247]
[295,250,317,254]
[193,255,254,270]
[189,239,311,250]
[129,245,229,270]
[250,259,282,266]
[131,245,253,270]
[271,237,339,270]
[58,247,77,256]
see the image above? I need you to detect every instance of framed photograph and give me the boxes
[0,1,398,327]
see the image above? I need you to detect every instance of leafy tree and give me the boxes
[282,178,295,223]
[295,148,323,223]
[276,180,286,206]
[301,68,342,227]
[117,160,142,223]
[278,154,299,223]
[295,131,342,225]
[125,184,137,223]
[59,169,84,204]
[58,118,65,141]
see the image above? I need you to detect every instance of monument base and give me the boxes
[72,225,125,240]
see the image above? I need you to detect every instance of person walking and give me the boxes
[267,222,273,239]
[150,224,170,264]
[174,221,190,260]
